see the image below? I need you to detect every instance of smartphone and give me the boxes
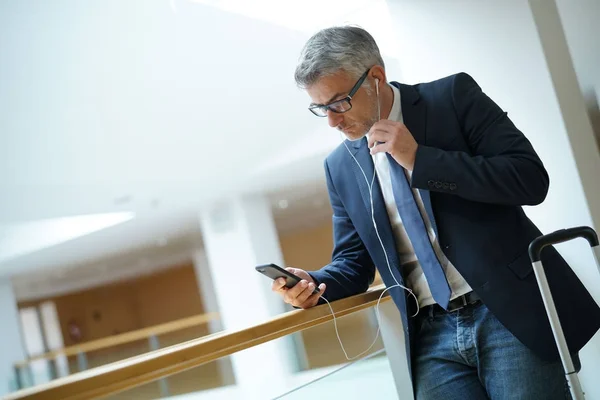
[255,263,320,295]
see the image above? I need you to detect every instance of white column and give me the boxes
[198,194,297,398]
[0,279,26,395]
[192,249,235,386]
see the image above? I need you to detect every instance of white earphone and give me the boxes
[375,78,380,120]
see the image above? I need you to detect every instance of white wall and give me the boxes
[556,0,600,141]
[555,0,600,226]
[386,0,600,396]
[0,280,26,395]
[529,0,600,234]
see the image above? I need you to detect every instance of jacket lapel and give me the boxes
[395,81,427,146]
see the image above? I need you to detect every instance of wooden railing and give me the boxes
[6,285,391,400]
[14,313,220,369]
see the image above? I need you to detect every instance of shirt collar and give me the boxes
[387,83,402,122]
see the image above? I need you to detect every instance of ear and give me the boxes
[369,65,386,85]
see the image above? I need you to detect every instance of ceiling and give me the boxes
[0,0,400,299]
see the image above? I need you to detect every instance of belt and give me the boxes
[429,291,481,313]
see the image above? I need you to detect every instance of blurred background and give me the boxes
[1,0,599,399]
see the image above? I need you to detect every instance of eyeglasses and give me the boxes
[308,69,370,117]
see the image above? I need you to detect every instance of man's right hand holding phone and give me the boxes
[271,267,326,309]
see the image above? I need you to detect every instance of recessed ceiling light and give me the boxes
[278,200,289,209]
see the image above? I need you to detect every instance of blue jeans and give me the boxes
[412,300,578,399]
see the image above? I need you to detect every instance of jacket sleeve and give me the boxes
[410,72,549,206]
[308,159,376,303]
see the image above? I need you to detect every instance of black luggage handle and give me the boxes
[529,226,599,262]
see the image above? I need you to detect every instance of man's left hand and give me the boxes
[368,120,418,171]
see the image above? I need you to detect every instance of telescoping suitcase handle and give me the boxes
[529,226,599,262]
[528,226,600,400]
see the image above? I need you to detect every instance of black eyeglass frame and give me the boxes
[308,69,370,117]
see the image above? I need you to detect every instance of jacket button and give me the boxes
[435,181,442,189]
[449,183,457,190]
[428,180,435,187]
[442,182,449,190]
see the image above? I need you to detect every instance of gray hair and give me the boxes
[294,26,385,89]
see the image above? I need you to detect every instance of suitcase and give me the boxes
[528,226,600,400]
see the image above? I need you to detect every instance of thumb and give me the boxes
[285,267,308,280]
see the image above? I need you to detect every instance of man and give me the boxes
[272,26,600,399]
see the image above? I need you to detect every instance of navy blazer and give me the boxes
[309,72,600,367]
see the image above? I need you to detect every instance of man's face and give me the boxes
[306,70,378,141]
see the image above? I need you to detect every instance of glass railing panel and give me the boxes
[274,349,395,400]
[104,357,235,400]
[7,289,393,400]
[298,306,384,370]
[109,307,392,400]
[109,348,394,400]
